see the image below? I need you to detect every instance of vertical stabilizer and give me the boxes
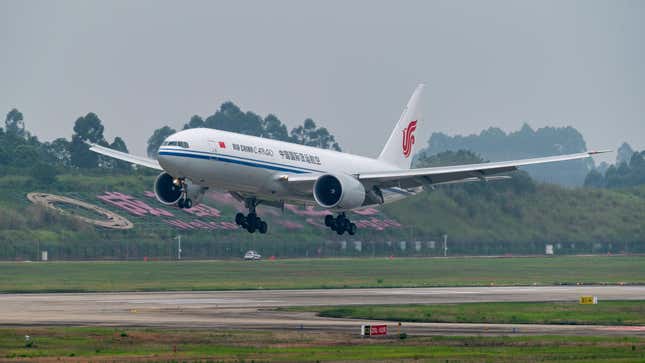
[378,84,425,169]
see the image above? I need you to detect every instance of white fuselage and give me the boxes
[157,128,409,206]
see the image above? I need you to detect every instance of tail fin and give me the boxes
[378,84,425,169]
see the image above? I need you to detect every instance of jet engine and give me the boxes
[154,172,206,206]
[313,173,365,210]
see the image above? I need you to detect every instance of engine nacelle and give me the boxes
[154,172,206,206]
[313,173,366,210]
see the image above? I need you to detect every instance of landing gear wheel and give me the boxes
[246,213,258,233]
[240,198,270,234]
[324,213,357,235]
[348,223,357,235]
[324,215,334,227]
[259,221,268,234]
[184,198,192,209]
[177,199,185,209]
[334,217,347,235]
[235,212,245,225]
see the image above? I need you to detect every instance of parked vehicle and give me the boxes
[243,250,262,260]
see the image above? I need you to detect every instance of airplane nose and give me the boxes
[157,151,166,164]
[156,149,185,177]
[156,151,175,173]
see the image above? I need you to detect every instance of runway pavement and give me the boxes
[1,286,643,336]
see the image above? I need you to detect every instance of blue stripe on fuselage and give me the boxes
[158,147,323,173]
[158,151,310,174]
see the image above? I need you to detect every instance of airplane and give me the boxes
[89,84,609,235]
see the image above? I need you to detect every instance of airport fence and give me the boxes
[1,235,641,261]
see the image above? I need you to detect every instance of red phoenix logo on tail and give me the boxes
[402,120,417,158]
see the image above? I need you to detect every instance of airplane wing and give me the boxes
[88,143,163,170]
[280,150,610,190]
[358,150,610,189]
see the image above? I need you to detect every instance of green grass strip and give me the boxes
[1,327,644,362]
[0,256,643,293]
[293,300,645,326]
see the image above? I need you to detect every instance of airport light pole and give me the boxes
[443,234,448,257]
[176,235,182,260]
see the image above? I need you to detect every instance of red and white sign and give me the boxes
[370,324,387,336]
[361,324,387,336]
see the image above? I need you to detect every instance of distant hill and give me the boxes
[1,151,643,260]
[417,124,594,186]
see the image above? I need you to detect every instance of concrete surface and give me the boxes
[1,286,643,336]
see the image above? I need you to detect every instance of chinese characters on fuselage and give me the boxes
[278,150,321,165]
[231,142,321,166]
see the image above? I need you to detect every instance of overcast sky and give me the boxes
[1,0,643,162]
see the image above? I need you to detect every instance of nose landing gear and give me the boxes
[235,198,268,234]
[324,213,357,235]
[174,178,193,209]
[177,198,192,209]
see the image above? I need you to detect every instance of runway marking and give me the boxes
[379,290,481,295]
[97,298,282,305]
[600,326,645,332]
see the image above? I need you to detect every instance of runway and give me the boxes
[1,286,643,336]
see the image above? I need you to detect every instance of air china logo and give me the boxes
[402,120,417,158]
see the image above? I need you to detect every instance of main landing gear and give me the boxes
[324,213,357,235]
[235,198,268,234]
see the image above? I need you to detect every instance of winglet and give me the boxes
[587,149,612,155]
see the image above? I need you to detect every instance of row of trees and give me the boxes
[146,101,341,157]
[2,101,343,174]
[1,109,130,174]
[414,149,537,195]
[585,149,645,188]
[419,124,592,186]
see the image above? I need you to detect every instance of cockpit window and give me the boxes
[162,141,189,148]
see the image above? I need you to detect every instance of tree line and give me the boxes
[418,123,593,186]
[146,101,341,158]
[584,146,645,188]
[1,102,343,176]
[1,109,130,172]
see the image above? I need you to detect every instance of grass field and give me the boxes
[0,256,643,293]
[1,327,644,362]
[291,300,645,326]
